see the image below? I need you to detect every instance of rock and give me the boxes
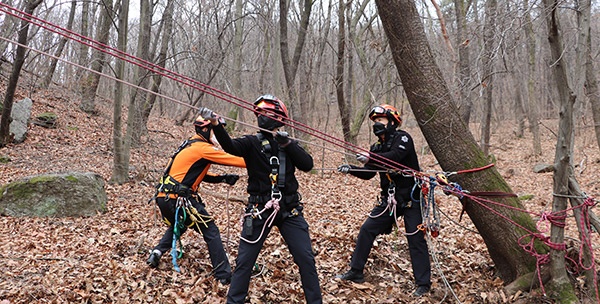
[0,172,107,217]
[32,112,58,128]
[533,163,554,173]
[9,97,33,143]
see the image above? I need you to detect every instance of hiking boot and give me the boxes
[413,285,430,297]
[219,277,231,285]
[335,268,365,283]
[146,250,162,268]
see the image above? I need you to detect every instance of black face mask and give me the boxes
[257,115,284,131]
[373,122,387,136]
[195,126,212,144]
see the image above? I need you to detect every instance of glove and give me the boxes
[275,131,291,147]
[356,152,369,164]
[198,107,218,123]
[337,164,351,174]
[221,174,240,186]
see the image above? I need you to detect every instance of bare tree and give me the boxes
[111,0,130,184]
[524,0,542,156]
[454,0,474,124]
[541,0,578,300]
[126,0,152,147]
[141,0,175,129]
[40,0,76,89]
[479,0,497,156]
[79,0,114,114]
[279,0,312,129]
[0,0,43,147]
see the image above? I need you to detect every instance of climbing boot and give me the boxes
[335,268,365,283]
[146,250,162,268]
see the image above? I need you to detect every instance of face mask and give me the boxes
[373,122,387,136]
[196,126,212,144]
[257,115,284,131]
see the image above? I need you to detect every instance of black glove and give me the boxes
[337,164,351,174]
[275,131,291,147]
[221,174,240,186]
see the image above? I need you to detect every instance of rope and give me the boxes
[239,198,281,244]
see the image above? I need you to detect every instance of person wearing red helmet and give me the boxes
[198,95,322,303]
[146,115,246,285]
[336,104,432,297]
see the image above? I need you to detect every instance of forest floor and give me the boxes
[1,86,600,304]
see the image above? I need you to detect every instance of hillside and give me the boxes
[1,86,599,303]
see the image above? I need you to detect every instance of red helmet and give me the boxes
[369,104,402,126]
[253,94,289,119]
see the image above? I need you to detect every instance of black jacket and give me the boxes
[213,124,313,197]
[349,129,420,201]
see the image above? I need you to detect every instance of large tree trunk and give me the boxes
[111,0,130,184]
[541,0,578,300]
[0,0,43,147]
[40,0,76,89]
[375,0,539,284]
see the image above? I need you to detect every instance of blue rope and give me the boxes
[171,205,186,272]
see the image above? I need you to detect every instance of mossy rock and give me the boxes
[0,172,107,217]
[33,112,58,129]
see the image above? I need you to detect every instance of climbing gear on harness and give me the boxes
[148,138,202,203]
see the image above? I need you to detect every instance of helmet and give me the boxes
[253,94,289,119]
[369,104,402,126]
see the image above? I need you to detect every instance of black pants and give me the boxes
[226,205,322,304]
[349,199,431,287]
[153,196,231,280]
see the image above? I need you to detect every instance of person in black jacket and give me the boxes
[335,104,432,297]
[198,95,322,304]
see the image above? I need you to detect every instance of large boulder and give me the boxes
[0,172,107,217]
[9,97,33,143]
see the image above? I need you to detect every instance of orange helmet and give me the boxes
[253,94,289,119]
[194,115,212,128]
[369,104,402,126]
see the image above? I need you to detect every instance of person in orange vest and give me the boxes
[335,104,431,297]
[199,95,322,303]
[147,115,246,285]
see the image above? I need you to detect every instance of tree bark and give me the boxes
[375,0,539,284]
[335,0,351,145]
[0,0,43,147]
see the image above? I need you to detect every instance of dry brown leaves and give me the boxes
[1,88,600,303]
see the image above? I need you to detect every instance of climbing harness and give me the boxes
[239,134,289,244]
[148,138,202,203]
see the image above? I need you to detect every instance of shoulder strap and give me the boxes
[162,138,202,177]
[257,133,286,189]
